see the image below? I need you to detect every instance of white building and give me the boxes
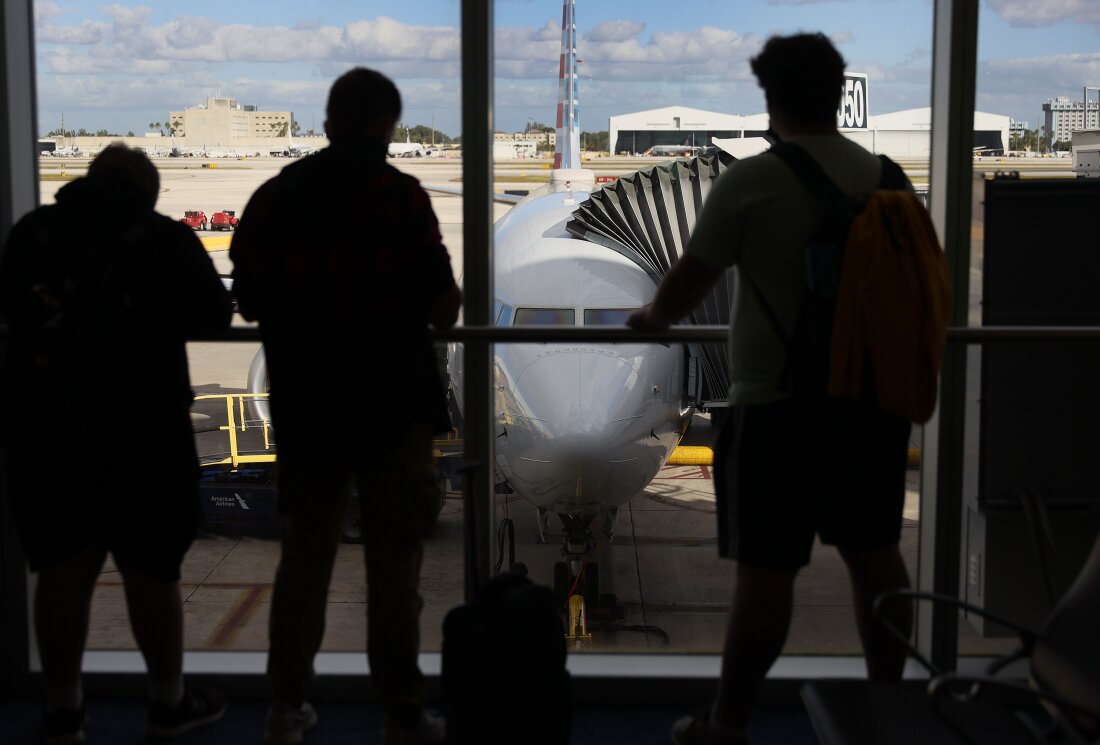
[1043,97,1099,144]
[609,106,766,156]
[493,140,538,160]
[610,105,1010,160]
[844,108,1010,158]
[1072,129,1100,177]
[168,97,293,146]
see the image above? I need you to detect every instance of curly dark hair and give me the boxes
[750,33,846,127]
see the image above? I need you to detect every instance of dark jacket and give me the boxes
[0,177,234,450]
[230,138,457,457]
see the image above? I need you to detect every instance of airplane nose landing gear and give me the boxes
[552,511,624,628]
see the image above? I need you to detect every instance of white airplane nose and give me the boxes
[496,346,679,512]
[511,347,643,437]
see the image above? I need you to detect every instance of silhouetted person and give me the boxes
[231,68,461,745]
[0,144,233,743]
[628,34,914,745]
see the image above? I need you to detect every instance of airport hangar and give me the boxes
[609,104,1010,158]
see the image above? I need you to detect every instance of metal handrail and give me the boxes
[5,323,1100,344]
[202,324,1100,345]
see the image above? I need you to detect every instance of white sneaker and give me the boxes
[383,710,446,745]
[264,701,318,745]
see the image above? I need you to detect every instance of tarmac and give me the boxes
[34,153,1018,661]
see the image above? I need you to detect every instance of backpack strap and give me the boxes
[767,141,850,204]
[740,143,896,391]
[739,141,852,356]
[877,154,909,190]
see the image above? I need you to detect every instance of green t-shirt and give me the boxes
[686,135,885,404]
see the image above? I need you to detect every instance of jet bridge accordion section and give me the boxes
[565,152,735,404]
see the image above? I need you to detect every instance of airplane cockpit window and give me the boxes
[513,307,576,325]
[494,300,514,326]
[583,308,638,325]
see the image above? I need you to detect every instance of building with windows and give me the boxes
[514,130,556,146]
[167,97,293,145]
[1043,96,1099,144]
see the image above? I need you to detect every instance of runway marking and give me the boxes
[627,535,718,547]
[656,464,711,480]
[616,601,730,614]
[641,491,716,513]
[206,584,271,649]
[96,579,273,649]
[200,235,232,252]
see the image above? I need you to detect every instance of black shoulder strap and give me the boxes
[877,155,909,190]
[767,142,848,204]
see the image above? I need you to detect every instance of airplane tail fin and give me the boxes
[553,0,581,170]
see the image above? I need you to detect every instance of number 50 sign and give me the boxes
[837,73,868,129]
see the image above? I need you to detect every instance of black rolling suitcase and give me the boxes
[441,464,572,745]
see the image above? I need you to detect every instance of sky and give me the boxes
[31,0,1100,138]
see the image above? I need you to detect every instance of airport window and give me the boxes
[954,0,1100,660]
[494,300,514,326]
[583,308,637,325]
[21,0,464,673]
[6,0,1029,693]
[487,0,935,661]
[513,307,576,325]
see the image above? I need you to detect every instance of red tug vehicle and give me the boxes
[210,210,239,231]
[180,210,208,230]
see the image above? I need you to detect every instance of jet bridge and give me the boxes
[565,151,736,404]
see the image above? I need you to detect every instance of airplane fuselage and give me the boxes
[450,172,691,517]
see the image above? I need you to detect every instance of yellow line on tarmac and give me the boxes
[200,235,232,252]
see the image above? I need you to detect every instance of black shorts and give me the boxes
[6,426,200,581]
[715,396,911,570]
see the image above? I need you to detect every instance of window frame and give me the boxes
[0,0,995,695]
[512,307,576,326]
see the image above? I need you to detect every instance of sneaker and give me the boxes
[383,710,446,745]
[146,687,227,739]
[43,706,85,745]
[670,708,748,745]
[264,701,318,745]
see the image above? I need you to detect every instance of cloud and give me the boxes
[977,51,1100,105]
[36,20,107,45]
[35,10,763,84]
[830,31,854,44]
[41,8,934,133]
[36,12,459,69]
[33,1,64,22]
[585,20,646,43]
[986,0,1100,29]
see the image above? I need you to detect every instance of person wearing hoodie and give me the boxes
[0,144,234,744]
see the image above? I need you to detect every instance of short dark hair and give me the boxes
[750,33,846,127]
[87,144,159,207]
[325,67,402,140]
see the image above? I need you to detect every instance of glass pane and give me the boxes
[490,0,933,656]
[961,1,1100,657]
[583,308,637,325]
[32,1,463,659]
[513,307,576,325]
